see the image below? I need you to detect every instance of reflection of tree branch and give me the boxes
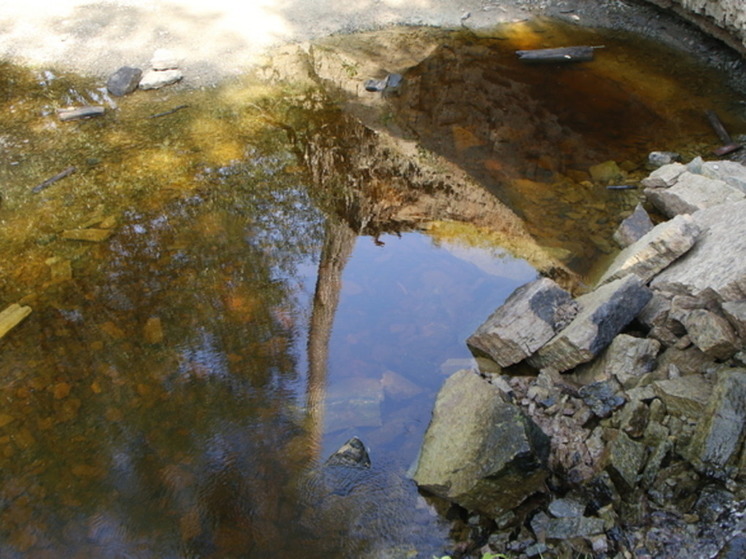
[305,217,357,458]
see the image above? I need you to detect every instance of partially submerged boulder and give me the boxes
[466,278,578,367]
[413,370,549,516]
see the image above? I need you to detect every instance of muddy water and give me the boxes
[0,16,745,559]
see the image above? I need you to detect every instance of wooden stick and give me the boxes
[706,110,733,145]
[58,106,105,121]
[148,104,189,119]
[516,46,602,63]
[0,304,32,340]
[32,166,77,194]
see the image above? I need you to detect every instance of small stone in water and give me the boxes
[144,317,164,344]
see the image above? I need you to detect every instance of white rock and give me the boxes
[139,68,183,90]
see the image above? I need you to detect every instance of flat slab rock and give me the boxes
[598,214,700,286]
[528,275,652,372]
[645,171,745,217]
[466,277,578,368]
[413,369,549,516]
[651,199,746,301]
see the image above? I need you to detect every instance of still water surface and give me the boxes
[1,17,745,558]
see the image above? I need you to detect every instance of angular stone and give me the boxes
[598,214,700,286]
[529,276,652,372]
[647,151,680,169]
[544,516,605,540]
[722,300,746,341]
[681,309,739,359]
[579,381,626,418]
[573,334,660,390]
[685,369,746,479]
[143,317,164,344]
[655,346,715,377]
[106,66,142,96]
[467,278,578,367]
[618,398,650,439]
[645,171,745,218]
[651,200,746,301]
[325,436,371,468]
[613,203,654,248]
[548,498,585,518]
[606,430,647,490]
[640,162,686,188]
[381,370,423,401]
[700,160,746,193]
[652,375,712,418]
[139,68,183,90]
[413,370,549,516]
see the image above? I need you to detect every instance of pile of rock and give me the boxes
[413,158,746,557]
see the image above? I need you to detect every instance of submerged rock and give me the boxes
[413,370,549,516]
[466,277,578,367]
[529,275,652,372]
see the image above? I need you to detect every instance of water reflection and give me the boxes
[0,73,536,556]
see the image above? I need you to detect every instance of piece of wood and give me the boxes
[31,165,77,193]
[0,304,32,339]
[148,104,189,119]
[706,110,743,155]
[516,46,600,63]
[706,110,733,145]
[58,106,105,121]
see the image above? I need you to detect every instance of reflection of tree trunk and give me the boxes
[305,217,357,458]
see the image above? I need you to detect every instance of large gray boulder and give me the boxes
[413,370,549,516]
[528,275,652,372]
[684,368,746,480]
[644,172,745,217]
[466,278,578,367]
[597,214,700,286]
[651,199,746,301]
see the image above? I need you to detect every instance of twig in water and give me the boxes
[31,166,77,194]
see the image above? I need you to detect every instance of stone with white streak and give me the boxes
[598,214,700,286]
[528,275,652,372]
[651,199,746,301]
[467,278,578,367]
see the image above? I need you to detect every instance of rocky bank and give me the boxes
[414,158,746,558]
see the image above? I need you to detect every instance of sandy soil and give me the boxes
[0,0,545,84]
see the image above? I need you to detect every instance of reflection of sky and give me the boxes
[318,232,536,458]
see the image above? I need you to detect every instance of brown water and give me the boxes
[390,19,746,276]
[0,18,745,559]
